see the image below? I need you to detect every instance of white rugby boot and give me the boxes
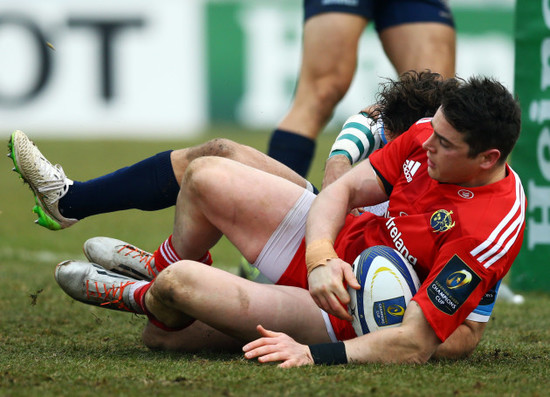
[8,130,78,230]
[55,260,145,313]
[84,237,159,281]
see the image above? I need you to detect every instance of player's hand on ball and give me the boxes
[243,325,313,368]
[308,259,360,321]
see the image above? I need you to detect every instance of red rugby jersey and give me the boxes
[333,118,526,341]
[280,118,525,342]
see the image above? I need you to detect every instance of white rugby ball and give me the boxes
[348,246,420,336]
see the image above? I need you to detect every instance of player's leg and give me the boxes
[172,139,316,284]
[376,0,456,79]
[277,13,367,139]
[54,259,332,351]
[142,260,332,348]
[55,159,325,349]
[268,12,368,177]
[379,23,455,78]
[171,138,308,191]
[169,156,308,265]
[65,138,310,231]
[95,155,311,279]
[8,131,309,230]
[8,130,180,230]
[84,153,314,282]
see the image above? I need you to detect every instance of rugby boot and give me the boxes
[55,260,144,313]
[84,237,159,281]
[8,130,77,230]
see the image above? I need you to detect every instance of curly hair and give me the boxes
[441,76,521,163]
[373,70,459,139]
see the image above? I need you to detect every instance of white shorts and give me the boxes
[252,188,338,342]
[252,189,315,282]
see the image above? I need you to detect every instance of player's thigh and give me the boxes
[379,22,456,78]
[279,13,368,136]
[184,156,307,259]
[300,13,368,86]
[228,142,308,188]
[158,261,332,345]
[171,139,307,188]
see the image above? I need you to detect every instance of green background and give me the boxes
[512,0,550,291]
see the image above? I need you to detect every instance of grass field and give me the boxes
[1,129,549,396]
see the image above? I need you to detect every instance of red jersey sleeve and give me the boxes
[413,229,524,341]
[369,118,432,192]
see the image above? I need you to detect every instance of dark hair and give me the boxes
[374,70,459,138]
[440,76,521,164]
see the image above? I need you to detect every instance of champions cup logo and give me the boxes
[387,305,405,316]
[430,209,455,232]
[446,270,473,289]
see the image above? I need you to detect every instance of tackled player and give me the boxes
[15,76,525,366]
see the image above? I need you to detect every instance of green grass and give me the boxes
[1,129,549,396]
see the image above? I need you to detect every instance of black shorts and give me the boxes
[304,0,455,32]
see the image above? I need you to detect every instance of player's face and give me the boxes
[422,108,484,186]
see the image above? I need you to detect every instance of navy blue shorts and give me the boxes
[304,0,454,32]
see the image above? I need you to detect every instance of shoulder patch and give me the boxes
[427,255,481,315]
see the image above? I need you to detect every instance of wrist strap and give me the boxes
[305,239,338,276]
[309,342,348,365]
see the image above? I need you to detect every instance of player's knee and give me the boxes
[203,138,238,158]
[174,139,239,186]
[310,78,349,119]
[152,261,200,305]
[184,138,238,163]
[149,267,178,306]
[182,156,225,197]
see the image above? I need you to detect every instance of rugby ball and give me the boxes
[348,246,420,336]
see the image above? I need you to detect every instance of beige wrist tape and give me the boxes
[306,239,338,276]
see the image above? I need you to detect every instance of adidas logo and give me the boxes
[403,160,421,183]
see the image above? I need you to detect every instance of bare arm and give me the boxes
[243,301,441,366]
[308,159,387,245]
[305,160,388,319]
[347,317,485,363]
[344,301,440,364]
[322,155,353,189]
[243,305,487,367]
[433,320,486,359]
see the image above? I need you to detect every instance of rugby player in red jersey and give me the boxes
[47,76,524,367]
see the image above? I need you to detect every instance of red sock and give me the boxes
[133,282,152,313]
[133,281,188,332]
[153,235,182,272]
[153,235,213,272]
[198,251,213,266]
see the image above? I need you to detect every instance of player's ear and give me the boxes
[479,148,501,170]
